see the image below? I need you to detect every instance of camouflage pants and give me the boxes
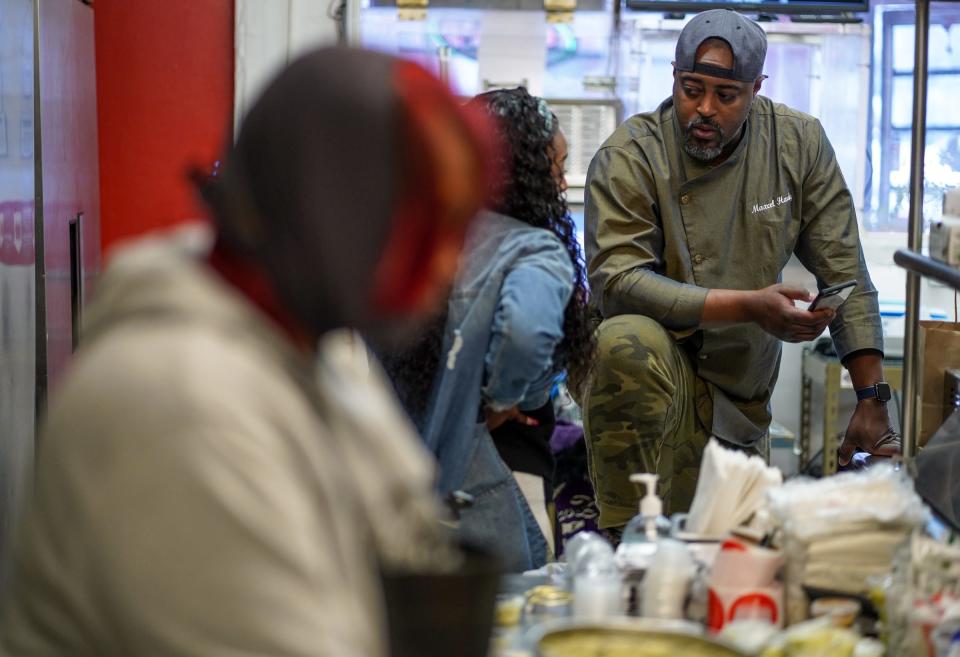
[584,315,711,530]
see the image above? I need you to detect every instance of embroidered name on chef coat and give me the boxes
[752,193,793,215]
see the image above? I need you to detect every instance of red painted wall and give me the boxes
[94,1,234,253]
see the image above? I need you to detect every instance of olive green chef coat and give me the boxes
[585,95,883,446]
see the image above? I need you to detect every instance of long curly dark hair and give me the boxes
[471,87,595,397]
[378,88,595,425]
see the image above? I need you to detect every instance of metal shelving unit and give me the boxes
[800,348,904,476]
[896,0,933,461]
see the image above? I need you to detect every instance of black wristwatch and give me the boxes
[855,382,892,403]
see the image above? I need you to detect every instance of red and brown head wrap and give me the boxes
[204,47,493,338]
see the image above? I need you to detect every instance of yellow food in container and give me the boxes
[809,598,862,629]
[495,595,525,628]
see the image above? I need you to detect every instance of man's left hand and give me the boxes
[839,398,901,466]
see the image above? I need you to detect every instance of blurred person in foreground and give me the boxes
[379,87,595,570]
[0,48,491,656]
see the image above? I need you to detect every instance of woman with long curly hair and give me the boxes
[379,87,594,570]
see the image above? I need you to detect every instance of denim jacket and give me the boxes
[421,211,574,571]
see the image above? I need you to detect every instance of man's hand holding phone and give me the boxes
[748,284,836,342]
[704,280,857,342]
[808,279,858,312]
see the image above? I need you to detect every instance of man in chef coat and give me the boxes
[584,9,899,534]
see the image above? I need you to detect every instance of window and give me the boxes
[867,4,960,231]
[358,7,622,99]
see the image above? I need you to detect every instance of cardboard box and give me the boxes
[929,216,960,267]
[918,321,960,447]
[944,188,960,217]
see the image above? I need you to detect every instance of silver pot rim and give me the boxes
[525,618,749,657]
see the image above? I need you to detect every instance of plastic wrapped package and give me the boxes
[801,567,893,599]
[805,532,908,563]
[720,620,780,655]
[930,601,960,657]
[722,618,884,657]
[881,540,914,657]
[802,529,909,592]
[560,532,611,587]
[852,638,885,657]
[909,533,960,599]
[767,464,927,625]
[572,547,622,620]
[885,533,960,656]
[566,532,613,572]
[759,618,860,657]
[768,464,927,543]
[897,596,960,657]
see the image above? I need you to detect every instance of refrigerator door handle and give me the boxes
[69,213,83,351]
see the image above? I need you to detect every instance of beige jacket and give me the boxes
[0,229,448,656]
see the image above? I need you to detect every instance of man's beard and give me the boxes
[683,116,727,162]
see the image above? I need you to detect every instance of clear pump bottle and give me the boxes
[615,473,672,615]
[621,473,672,544]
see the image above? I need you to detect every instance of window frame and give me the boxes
[872,5,960,231]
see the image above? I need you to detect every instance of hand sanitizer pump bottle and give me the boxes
[615,473,672,615]
[622,474,671,543]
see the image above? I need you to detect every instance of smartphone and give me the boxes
[808,279,857,312]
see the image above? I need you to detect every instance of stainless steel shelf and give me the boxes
[899,0,932,459]
[895,249,960,292]
[800,348,904,476]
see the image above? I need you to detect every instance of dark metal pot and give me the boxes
[381,545,503,657]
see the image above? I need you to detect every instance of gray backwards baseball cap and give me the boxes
[675,9,767,83]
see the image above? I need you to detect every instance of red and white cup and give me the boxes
[708,583,785,630]
[710,538,784,588]
[707,538,785,631]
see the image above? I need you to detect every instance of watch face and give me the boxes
[876,382,892,402]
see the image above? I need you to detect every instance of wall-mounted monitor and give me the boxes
[624,0,868,15]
